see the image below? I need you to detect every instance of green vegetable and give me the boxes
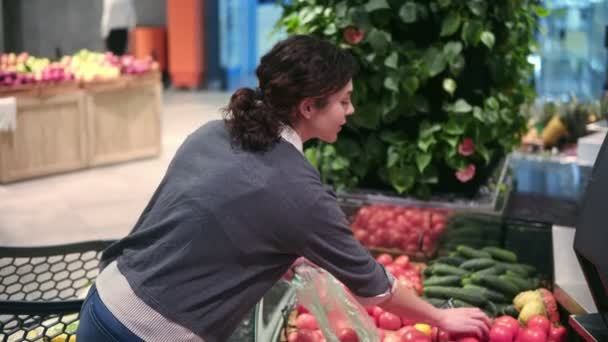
[457,245,492,259]
[470,274,520,296]
[500,262,537,277]
[423,286,488,306]
[431,255,466,267]
[499,274,536,292]
[472,265,506,277]
[424,275,462,287]
[460,258,496,271]
[431,263,469,276]
[463,284,509,303]
[482,246,518,263]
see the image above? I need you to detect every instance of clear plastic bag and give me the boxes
[292,264,381,341]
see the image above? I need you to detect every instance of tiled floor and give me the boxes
[0,90,230,246]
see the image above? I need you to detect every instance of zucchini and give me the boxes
[460,258,496,271]
[423,286,488,306]
[431,263,469,277]
[472,265,506,277]
[463,284,509,303]
[457,245,492,259]
[470,274,520,297]
[424,275,462,287]
[482,246,518,263]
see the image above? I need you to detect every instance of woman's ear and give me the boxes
[297,98,315,120]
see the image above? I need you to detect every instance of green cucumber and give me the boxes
[453,299,475,308]
[499,274,536,292]
[472,265,506,277]
[460,258,496,271]
[495,303,519,318]
[423,286,488,306]
[431,255,466,267]
[485,301,498,317]
[457,245,492,259]
[482,246,518,263]
[470,274,520,297]
[431,263,469,277]
[463,284,509,303]
[424,275,462,287]
[425,297,448,308]
[500,262,537,277]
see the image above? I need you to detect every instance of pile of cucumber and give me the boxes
[422,245,540,318]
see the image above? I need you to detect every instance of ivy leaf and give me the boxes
[389,165,417,193]
[384,52,399,69]
[331,156,350,170]
[399,2,417,23]
[437,0,451,8]
[323,23,337,36]
[380,130,408,144]
[449,54,465,75]
[443,135,459,147]
[424,47,447,77]
[416,153,432,173]
[335,137,361,159]
[443,41,463,62]
[404,76,419,95]
[480,31,495,49]
[335,1,348,18]
[473,106,484,122]
[444,121,465,134]
[476,143,492,164]
[467,0,487,16]
[384,76,399,92]
[304,148,319,168]
[420,121,442,137]
[387,146,400,167]
[440,11,461,37]
[532,5,550,17]
[365,0,390,12]
[418,134,436,152]
[443,78,457,96]
[367,29,391,53]
[485,97,499,110]
[352,104,381,129]
[348,7,372,31]
[461,20,483,45]
[453,99,472,113]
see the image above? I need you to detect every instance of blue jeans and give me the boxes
[76,285,143,341]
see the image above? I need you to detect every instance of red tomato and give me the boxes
[376,253,394,266]
[294,329,316,342]
[378,311,402,330]
[368,234,381,247]
[296,304,310,315]
[399,328,432,342]
[372,306,385,320]
[385,265,403,278]
[296,313,319,330]
[388,230,403,247]
[312,329,325,342]
[337,328,359,342]
[382,333,401,342]
[353,229,368,243]
[489,324,514,342]
[527,315,551,335]
[494,315,520,337]
[518,327,548,342]
[393,255,410,268]
[455,337,480,342]
[287,331,300,342]
[548,325,567,342]
[437,329,450,342]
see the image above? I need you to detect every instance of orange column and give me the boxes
[166,0,205,88]
[133,27,168,72]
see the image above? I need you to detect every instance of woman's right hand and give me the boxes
[434,307,492,339]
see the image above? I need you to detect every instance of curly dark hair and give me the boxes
[222,35,357,152]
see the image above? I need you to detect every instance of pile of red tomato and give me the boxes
[350,205,450,257]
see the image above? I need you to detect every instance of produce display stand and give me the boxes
[0,71,162,184]
[0,240,114,342]
[0,88,87,184]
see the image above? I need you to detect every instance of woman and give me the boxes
[76,35,490,341]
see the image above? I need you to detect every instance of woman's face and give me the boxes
[302,80,354,143]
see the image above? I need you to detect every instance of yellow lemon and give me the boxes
[414,323,432,336]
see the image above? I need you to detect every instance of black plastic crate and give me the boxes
[503,218,554,286]
[0,240,115,342]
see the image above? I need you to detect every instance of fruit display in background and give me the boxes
[351,205,451,257]
[0,50,158,88]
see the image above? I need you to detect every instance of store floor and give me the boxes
[0,90,231,246]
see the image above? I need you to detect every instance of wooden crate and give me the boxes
[0,91,87,183]
[85,75,162,166]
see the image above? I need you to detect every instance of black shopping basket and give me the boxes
[0,240,115,342]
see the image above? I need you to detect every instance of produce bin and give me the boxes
[0,89,87,184]
[337,158,512,261]
[0,240,115,342]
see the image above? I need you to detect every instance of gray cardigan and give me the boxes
[99,120,392,341]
